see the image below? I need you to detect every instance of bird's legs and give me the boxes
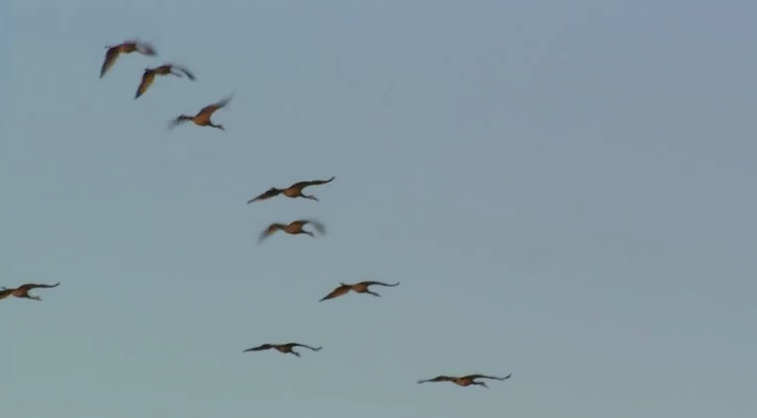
[289,350,302,358]
[208,122,224,131]
[473,381,488,388]
[298,230,315,237]
[21,294,42,301]
[300,193,319,201]
[366,290,381,298]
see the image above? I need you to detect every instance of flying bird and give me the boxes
[0,282,61,302]
[135,64,195,99]
[247,176,335,204]
[243,342,322,357]
[169,95,232,131]
[417,373,512,388]
[258,219,326,243]
[319,281,400,302]
[100,39,157,79]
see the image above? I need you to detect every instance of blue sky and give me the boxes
[1,1,756,417]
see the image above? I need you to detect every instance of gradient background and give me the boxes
[2,1,756,417]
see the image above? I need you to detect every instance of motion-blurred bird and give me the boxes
[243,342,322,357]
[100,39,157,79]
[169,95,232,131]
[319,281,400,302]
[0,282,61,302]
[258,219,326,243]
[247,176,335,204]
[135,64,195,99]
[417,373,512,388]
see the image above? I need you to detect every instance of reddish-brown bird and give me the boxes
[0,282,60,302]
[169,95,232,131]
[100,39,157,79]
[319,281,400,302]
[247,176,335,204]
[258,219,326,243]
[243,342,322,357]
[417,373,513,388]
[135,64,195,99]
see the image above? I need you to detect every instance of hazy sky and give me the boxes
[2,1,756,417]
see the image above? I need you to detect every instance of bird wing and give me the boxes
[294,219,326,234]
[100,46,121,78]
[198,95,232,118]
[319,284,351,301]
[463,374,511,381]
[18,282,60,290]
[247,188,281,204]
[418,375,454,384]
[289,176,336,190]
[134,40,157,56]
[258,224,283,243]
[171,64,196,80]
[361,281,400,287]
[0,288,13,300]
[135,71,156,99]
[289,343,322,351]
[243,344,272,352]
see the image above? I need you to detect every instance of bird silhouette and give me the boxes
[243,342,322,357]
[135,64,195,99]
[258,219,326,243]
[417,373,512,388]
[319,281,400,302]
[0,282,61,302]
[100,39,156,79]
[247,176,335,204]
[168,95,232,131]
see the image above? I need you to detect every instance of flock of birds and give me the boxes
[2,38,514,391]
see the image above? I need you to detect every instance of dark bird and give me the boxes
[319,281,400,302]
[0,282,61,302]
[169,95,232,131]
[247,176,335,204]
[417,373,513,388]
[258,219,326,243]
[243,342,323,357]
[135,64,195,99]
[100,39,157,79]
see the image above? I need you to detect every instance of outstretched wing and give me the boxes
[17,282,60,291]
[417,375,454,384]
[243,344,273,352]
[247,188,281,204]
[0,288,13,300]
[361,281,400,288]
[100,46,121,78]
[198,94,232,118]
[258,223,283,243]
[135,71,156,99]
[134,40,157,56]
[289,176,336,190]
[294,219,326,234]
[289,343,322,352]
[463,373,512,381]
[319,284,351,302]
[171,64,196,80]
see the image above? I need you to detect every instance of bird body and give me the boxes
[243,342,322,357]
[169,95,232,130]
[247,177,335,204]
[0,282,60,302]
[135,64,195,98]
[320,281,400,301]
[258,219,326,243]
[417,373,512,388]
[100,39,157,78]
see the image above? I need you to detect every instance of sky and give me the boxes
[1,0,756,417]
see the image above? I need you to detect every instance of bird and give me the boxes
[0,282,61,302]
[258,219,326,243]
[319,281,400,302]
[243,342,323,357]
[417,373,513,388]
[247,176,336,204]
[135,64,195,99]
[168,95,232,131]
[100,39,157,79]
